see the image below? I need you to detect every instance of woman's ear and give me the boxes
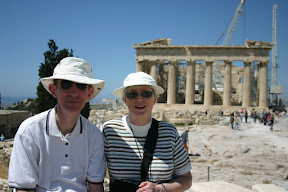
[153,97,158,105]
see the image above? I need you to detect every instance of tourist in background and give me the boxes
[229,113,235,129]
[244,111,248,123]
[270,113,274,131]
[253,110,258,123]
[0,134,4,141]
[8,57,106,192]
[259,112,264,123]
[263,112,268,125]
[234,115,240,129]
[181,127,190,153]
[219,108,224,118]
[103,72,192,192]
[239,108,244,123]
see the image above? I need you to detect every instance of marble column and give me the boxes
[242,62,251,107]
[185,61,195,105]
[150,61,158,84]
[204,61,213,106]
[223,61,232,106]
[167,62,176,104]
[136,61,143,72]
[258,62,268,108]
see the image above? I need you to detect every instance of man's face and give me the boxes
[49,79,94,114]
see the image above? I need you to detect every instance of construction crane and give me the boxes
[270,4,282,107]
[272,4,279,87]
[222,0,245,45]
[213,0,246,93]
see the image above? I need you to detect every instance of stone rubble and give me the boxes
[0,109,287,191]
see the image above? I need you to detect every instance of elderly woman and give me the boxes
[103,72,192,192]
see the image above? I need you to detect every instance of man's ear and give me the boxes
[87,86,94,100]
[49,84,57,98]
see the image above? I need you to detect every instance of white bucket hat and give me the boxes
[113,72,164,98]
[40,57,105,101]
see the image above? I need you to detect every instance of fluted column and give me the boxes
[185,61,195,105]
[167,62,176,104]
[242,62,251,107]
[258,62,268,108]
[150,62,158,84]
[136,61,143,72]
[223,61,232,106]
[204,61,213,106]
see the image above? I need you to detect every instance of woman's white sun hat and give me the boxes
[113,72,164,98]
[40,57,105,101]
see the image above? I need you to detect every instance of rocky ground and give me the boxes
[0,114,287,191]
[0,141,12,191]
[181,115,288,189]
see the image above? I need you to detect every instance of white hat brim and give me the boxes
[113,83,164,98]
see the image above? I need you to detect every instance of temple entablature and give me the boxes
[133,38,273,109]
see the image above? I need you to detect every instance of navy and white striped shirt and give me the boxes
[103,116,192,184]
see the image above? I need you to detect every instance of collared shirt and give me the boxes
[9,107,106,192]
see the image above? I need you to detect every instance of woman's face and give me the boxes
[124,86,157,120]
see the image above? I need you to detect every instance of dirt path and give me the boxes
[180,116,288,189]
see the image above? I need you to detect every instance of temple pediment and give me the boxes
[135,38,172,46]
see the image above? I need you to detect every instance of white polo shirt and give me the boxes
[9,107,106,192]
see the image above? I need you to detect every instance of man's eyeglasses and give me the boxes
[60,80,88,90]
[126,91,153,99]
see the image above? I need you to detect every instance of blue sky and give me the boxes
[1,0,287,102]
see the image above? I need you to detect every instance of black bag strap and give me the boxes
[141,118,158,181]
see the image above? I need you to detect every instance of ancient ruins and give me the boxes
[133,38,273,109]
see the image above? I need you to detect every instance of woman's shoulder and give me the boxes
[103,118,124,128]
[157,120,177,132]
[157,120,175,127]
[103,118,127,132]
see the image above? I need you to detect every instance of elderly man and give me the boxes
[9,57,106,192]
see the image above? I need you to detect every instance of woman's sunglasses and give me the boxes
[60,80,88,90]
[126,91,153,99]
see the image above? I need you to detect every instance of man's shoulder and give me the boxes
[17,110,49,134]
[80,116,102,133]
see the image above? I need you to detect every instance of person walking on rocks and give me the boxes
[234,115,240,129]
[253,111,258,123]
[8,57,106,192]
[103,72,192,192]
[239,109,243,123]
[270,114,274,131]
[244,111,248,123]
[263,112,268,125]
[181,127,190,153]
[229,113,235,129]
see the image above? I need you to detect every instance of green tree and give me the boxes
[35,39,91,118]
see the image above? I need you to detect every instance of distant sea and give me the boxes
[0,95,117,109]
[1,96,35,109]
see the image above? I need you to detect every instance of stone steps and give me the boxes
[187,181,288,192]
[252,184,288,192]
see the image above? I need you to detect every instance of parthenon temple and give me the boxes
[133,38,274,109]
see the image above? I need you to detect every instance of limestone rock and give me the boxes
[252,184,287,192]
[274,180,288,190]
[190,181,253,192]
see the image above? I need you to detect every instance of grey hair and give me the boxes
[122,85,159,101]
